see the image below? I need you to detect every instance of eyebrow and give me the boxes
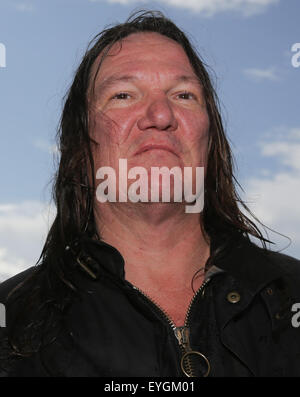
[94,74,201,96]
[97,75,138,93]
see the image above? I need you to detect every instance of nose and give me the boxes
[137,94,178,132]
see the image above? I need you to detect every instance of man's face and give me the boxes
[88,32,210,202]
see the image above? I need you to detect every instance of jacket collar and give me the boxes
[77,236,283,295]
[74,235,126,280]
[74,234,285,294]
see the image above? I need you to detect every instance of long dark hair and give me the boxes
[3,10,269,361]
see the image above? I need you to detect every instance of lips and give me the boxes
[134,144,179,157]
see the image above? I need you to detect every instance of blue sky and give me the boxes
[0,0,299,280]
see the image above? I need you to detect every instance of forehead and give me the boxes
[90,32,197,86]
[107,32,190,61]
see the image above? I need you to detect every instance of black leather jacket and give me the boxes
[0,237,300,377]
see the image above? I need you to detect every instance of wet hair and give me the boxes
[2,10,269,361]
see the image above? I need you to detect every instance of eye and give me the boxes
[177,92,196,100]
[111,92,131,100]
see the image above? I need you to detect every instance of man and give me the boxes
[0,10,300,377]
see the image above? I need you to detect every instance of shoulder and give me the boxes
[243,241,300,300]
[262,248,300,292]
[0,267,38,303]
[264,248,300,273]
[242,238,300,277]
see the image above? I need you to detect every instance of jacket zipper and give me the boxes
[130,278,211,377]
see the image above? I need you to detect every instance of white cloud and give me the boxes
[34,139,59,155]
[14,3,34,12]
[259,128,300,170]
[0,201,56,282]
[244,127,300,258]
[0,247,29,283]
[244,67,279,81]
[90,0,279,16]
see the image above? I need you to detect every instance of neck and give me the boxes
[94,202,210,291]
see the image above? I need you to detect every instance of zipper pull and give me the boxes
[174,326,210,377]
[174,326,191,351]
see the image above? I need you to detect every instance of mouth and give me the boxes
[134,144,179,157]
